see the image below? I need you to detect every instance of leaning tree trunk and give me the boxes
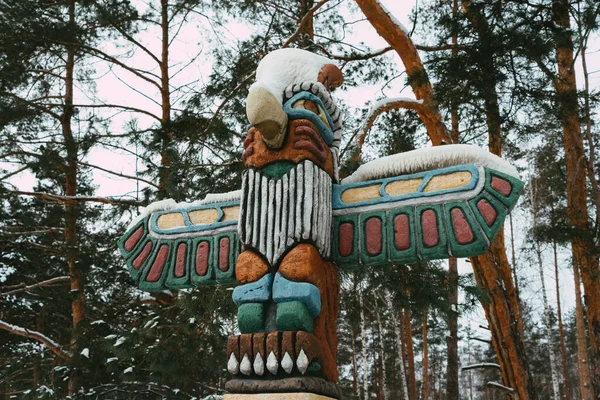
[354,1,531,397]
[387,292,410,400]
[552,1,600,395]
[422,308,430,400]
[553,241,570,400]
[359,284,369,400]
[376,305,389,400]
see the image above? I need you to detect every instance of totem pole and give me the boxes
[118,49,523,399]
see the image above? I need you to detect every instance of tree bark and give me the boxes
[158,0,172,200]
[359,285,369,400]
[552,1,600,394]
[446,258,459,400]
[422,308,430,400]
[387,292,410,400]
[351,325,360,397]
[403,310,417,400]
[376,305,388,400]
[553,241,570,400]
[573,260,594,400]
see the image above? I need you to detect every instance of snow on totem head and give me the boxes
[246,48,344,180]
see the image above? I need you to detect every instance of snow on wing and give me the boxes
[118,200,241,292]
[331,163,524,269]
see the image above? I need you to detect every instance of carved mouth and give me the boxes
[293,125,327,164]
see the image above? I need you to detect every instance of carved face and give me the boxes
[244,59,343,179]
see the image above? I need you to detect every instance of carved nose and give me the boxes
[246,87,288,149]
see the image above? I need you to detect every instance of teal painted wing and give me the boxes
[331,164,523,269]
[118,200,241,292]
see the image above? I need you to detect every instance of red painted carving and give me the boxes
[219,237,230,272]
[124,226,144,252]
[338,222,354,257]
[393,214,411,250]
[477,199,497,226]
[146,245,169,282]
[195,241,210,276]
[365,217,382,256]
[421,209,439,248]
[175,243,187,278]
[491,176,512,197]
[132,241,153,270]
[451,208,474,244]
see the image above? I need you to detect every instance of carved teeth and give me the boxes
[240,354,252,376]
[281,352,293,374]
[253,352,265,376]
[297,348,309,375]
[227,353,239,375]
[267,351,278,374]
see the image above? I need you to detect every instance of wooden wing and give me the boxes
[118,200,241,291]
[331,164,523,269]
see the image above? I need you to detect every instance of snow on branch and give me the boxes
[354,0,451,145]
[345,97,425,162]
[462,362,501,371]
[1,276,70,297]
[10,190,142,205]
[487,382,515,392]
[0,320,70,360]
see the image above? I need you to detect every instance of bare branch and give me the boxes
[0,319,70,360]
[73,104,161,122]
[282,0,330,48]
[78,161,159,188]
[9,190,142,205]
[1,276,70,297]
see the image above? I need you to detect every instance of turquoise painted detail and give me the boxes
[416,204,448,260]
[387,209,418,264]
[117,219,148,258]
[282,92,334,145]
[484,169,524,210]
[468,192,507,243]
[214,232,238,284]
[272,273,321,318]
[359,211,388,266]
[150,200,240,235]
[232,273,273,305]
[332,164,479,210]
[138,241,172,292]
[165,239,193,289]
[443,202,489,258]
[124,237,155,283]
[333,214,360,269]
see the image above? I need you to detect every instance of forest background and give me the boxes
[1,0,599,399]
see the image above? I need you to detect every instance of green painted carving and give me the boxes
[443,201,489,258]
[276,301,314,333]
[387,209,418,264]
[238,303,264,334]
[261,161,297,178]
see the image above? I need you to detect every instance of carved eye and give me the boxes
[292,99,331,129]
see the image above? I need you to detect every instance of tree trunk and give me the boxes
[387,292,410,400]
[158,0,172,200]
[509,213,521,306]
[359,285,369,400]
[403,310,417,400]
[573,260,594,400]
[351,325,360,397]
[552,1,600,394]
[376,305,388,400]
[446,259,459,400]
[553,241,570,400]
[422,308,430,400]
[64,1,84,395]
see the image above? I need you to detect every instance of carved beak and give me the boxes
[246,86,288,149]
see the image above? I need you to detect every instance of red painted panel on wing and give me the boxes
[365,217,382,256]
[421,209,439,248]
[146,245,169,282]
[175,243,187,278]
[394,214,411,250]
[124,226,144,252]
[219,237,230,272]
[451,208,474,244]
[339,222,354,257]
[196,241,210,276]
[132,241,153,270]
[477,199,497,226]
[491,176,512,197]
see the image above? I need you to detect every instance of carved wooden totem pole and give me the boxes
[118,49,523,398]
